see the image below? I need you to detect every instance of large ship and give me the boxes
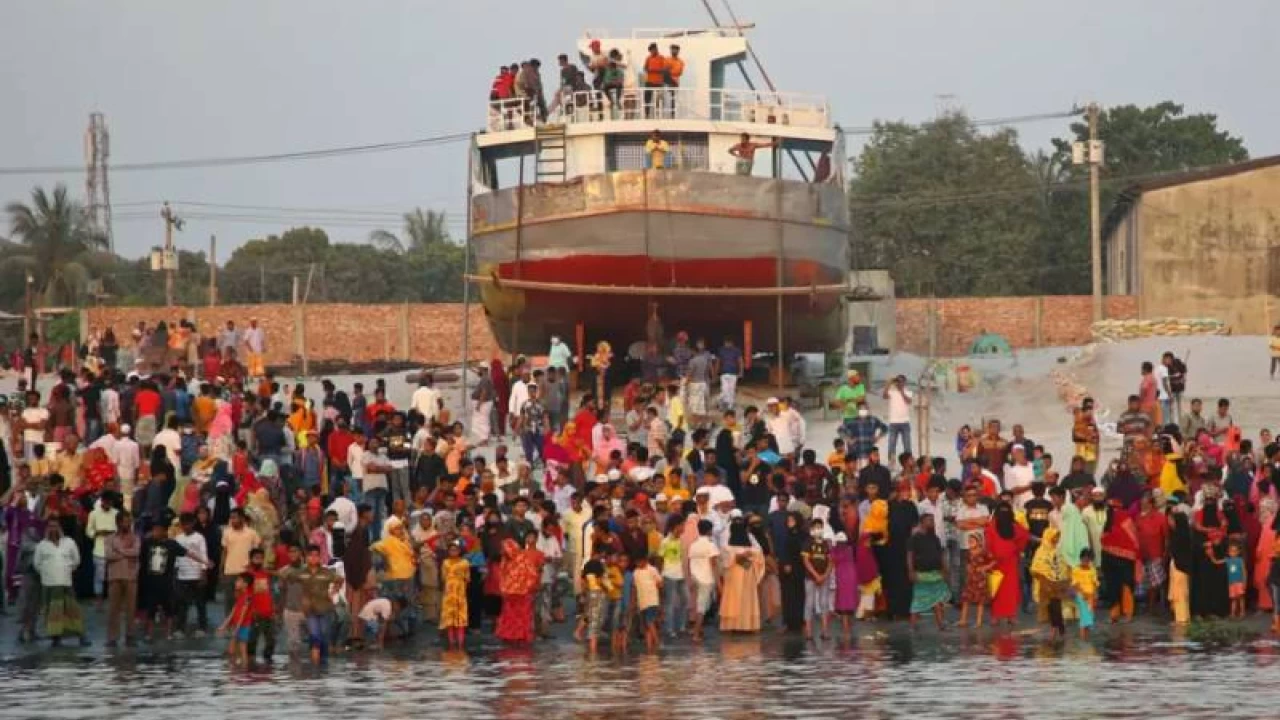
[467,27,849,367]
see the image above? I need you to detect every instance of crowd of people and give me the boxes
[1,324,1279,665]
[489,40,686,129]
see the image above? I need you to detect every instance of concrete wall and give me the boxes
[84,303,500,369]
[847,270,896,351]
[1134,164,1280,334]
[894,295,1139,356]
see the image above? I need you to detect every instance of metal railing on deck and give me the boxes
[486,86,829,133]
[583,28,747,40]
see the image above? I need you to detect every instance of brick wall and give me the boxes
[895,295,1139,356]
[85,303,500,368]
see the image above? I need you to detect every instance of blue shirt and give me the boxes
[845,416,888,457]
[717,346,743,375]
[1226,556,1245,585]
[619,569,635,612]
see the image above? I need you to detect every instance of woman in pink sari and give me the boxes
[592,424,624,473]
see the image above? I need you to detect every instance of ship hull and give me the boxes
[470,170,849,357]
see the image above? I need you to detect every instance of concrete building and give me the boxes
[1104,155,1280,334]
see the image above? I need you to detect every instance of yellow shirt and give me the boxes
[371,535,417,581]
[644,139,670,169]
[1271,335,1280,358]
[56,454,84,491]
[668,396,686,431]
[604,565,624,601]
[1071,565,1098,600]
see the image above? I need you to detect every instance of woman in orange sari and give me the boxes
[1256,497,1278,611]
[494,537,542,644]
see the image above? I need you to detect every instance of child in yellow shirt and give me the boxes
[1071,548,1098,638]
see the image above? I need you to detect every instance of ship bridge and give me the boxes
[468,27,850,363]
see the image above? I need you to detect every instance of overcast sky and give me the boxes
[3,0,1277,259]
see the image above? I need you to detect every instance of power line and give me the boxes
[0,131,474,177]
[839,109,1078,136]
[0,109,1079,178]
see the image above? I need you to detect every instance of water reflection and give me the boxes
[2,628,1277,719]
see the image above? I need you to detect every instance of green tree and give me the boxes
[2,185,108,306]
[850,112,1045,296]
[368,208,451,254]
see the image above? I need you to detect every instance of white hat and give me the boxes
[766,397,779,404]
[709,485,735,506]
[629,467,655,482]
[695,486,712,497]
[594,474,610,484]
[834,532,848,543]
[1090,486,1106,496]
[728,509,743,519]
[607,469,622,482]
[655,493,669,502]
[120,424,132,435]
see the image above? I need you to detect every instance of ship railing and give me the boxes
[583,27,748,40]
[486,87,829,132]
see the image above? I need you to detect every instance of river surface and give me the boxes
[3,622,1280,719]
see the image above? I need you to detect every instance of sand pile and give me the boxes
[1091,317,1229,342]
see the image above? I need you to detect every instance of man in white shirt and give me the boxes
[152,416,183,469]
[241,318,266,379]
[100,385,120,427]
[882,374,914,466]
[19,390,49,460]
[686,518,720,640]
[1002,445,1036,511]
[765,398,797,457]
[508,369,531,435]
[174,513,211,636]
[327,490,359,534]
[410,376,440,425]
[547,335,573,372]
[111,424,142,506]
[345,435,367,503]
[1153,358,1172,426]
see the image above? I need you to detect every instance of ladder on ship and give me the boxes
[535,124,568,183]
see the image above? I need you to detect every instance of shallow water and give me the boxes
[4,626,1280,719]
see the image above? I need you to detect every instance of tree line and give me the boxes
[849,101,1249,296]
[0,101,1251,314]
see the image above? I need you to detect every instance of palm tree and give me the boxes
[3,184,107,305]
[368,208,452,254]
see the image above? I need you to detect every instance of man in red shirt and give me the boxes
[327,418,357,489]
[245,548,275,661]
[364,388,395,431]
[1135,491,1169,613]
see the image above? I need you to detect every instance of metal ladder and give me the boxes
[535,124,567,183]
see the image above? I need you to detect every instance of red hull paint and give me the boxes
[480,255,845,355]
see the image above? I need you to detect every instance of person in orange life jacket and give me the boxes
[665,44,684,113]
[642,43,667,118]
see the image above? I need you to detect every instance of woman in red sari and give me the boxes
[983,501,1028,626]
[1101,501,1141,623]
[494,538,542,644]
[490,358,510,438]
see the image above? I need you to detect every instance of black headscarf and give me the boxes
[748,517,772,556]
[212,482,233,526]
[994,501,1016,540]
[334,391,352,423]
[1202,503,1221,528]
[1223,501,1243,535]
[728,517,751,547]
[1171,511,1194,573]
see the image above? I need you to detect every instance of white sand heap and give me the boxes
[1092,317,1230,342]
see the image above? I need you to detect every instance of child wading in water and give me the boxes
[218,572,254,666]
[958,534,994,628]
[579,546,612,654]
[1072,549,1099,639]
[440,540,471,649]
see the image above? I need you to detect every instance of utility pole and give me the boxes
[260,264,266,303]
[1086,103,1104,321]
[160,202,184,307]
[23,271,34,341]
[1071,104,1105,321]
[209,234,217,306]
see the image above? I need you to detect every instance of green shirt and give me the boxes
[835,383,866,419]
[659,536,684,579]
